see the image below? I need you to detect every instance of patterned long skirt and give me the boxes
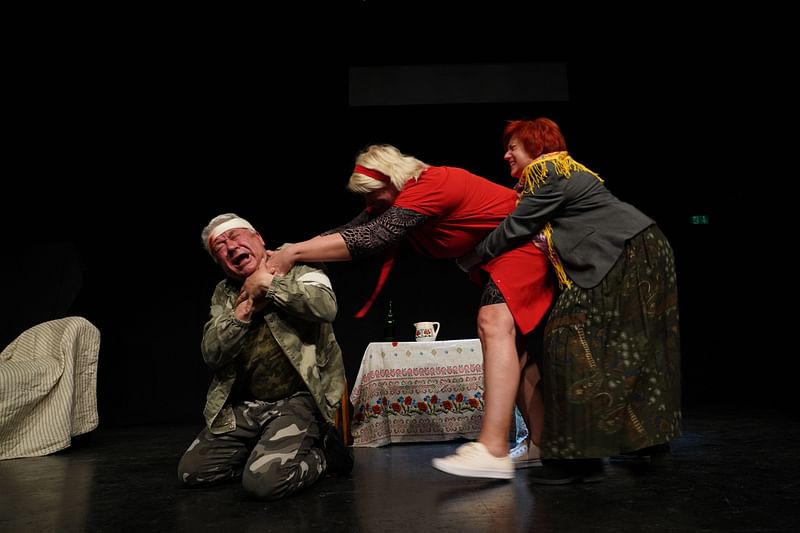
[541,225,681,459]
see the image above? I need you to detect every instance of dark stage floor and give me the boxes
[1,406,798,532]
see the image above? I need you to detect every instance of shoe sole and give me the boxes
[432,458,514,480]
[513,458,543,469]
[610,443,671,464]
[530,472,605,485]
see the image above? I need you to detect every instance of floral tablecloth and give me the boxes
[349,339,484,447]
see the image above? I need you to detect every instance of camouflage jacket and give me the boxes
[200,262,345,434]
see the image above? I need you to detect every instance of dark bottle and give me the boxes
[383,300,396,341]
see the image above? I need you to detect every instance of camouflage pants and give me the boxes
[177,392,326,500]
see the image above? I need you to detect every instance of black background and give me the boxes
[2,4,773,427]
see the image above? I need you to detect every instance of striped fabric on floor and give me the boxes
[0,317,100,460]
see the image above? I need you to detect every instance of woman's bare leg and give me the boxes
[517,353,543,447]
[476,303,519,458]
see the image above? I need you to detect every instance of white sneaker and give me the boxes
[432,442,513,479]
[510,440,542,469]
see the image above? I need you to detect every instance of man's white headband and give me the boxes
[208,218,256,248]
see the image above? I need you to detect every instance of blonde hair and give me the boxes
[347,144,429,194]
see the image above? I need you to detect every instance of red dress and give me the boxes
[393,167,554,335]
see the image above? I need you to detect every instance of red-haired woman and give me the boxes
[459,118,682,484]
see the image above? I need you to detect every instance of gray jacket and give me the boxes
[474,159,653,288]
[200,261,345,434]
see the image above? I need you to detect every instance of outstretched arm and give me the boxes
[267,233,352,275]
[267,207,430,275]
[458,181,563,271]
[319,210,372,236]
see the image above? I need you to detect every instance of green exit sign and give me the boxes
[690,215,710,225]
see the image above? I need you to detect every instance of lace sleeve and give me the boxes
[340,206,430,258]
[320,210,373,236]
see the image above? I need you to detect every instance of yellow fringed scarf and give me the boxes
[517,151,603,193]
[517,152,603,290]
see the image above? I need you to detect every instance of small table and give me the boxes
[349,339,484,447]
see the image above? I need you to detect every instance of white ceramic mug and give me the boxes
[414,321,440,342]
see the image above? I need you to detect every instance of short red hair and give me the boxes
[503,118,567,159]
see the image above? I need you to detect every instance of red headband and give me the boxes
[354,164,391,183]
